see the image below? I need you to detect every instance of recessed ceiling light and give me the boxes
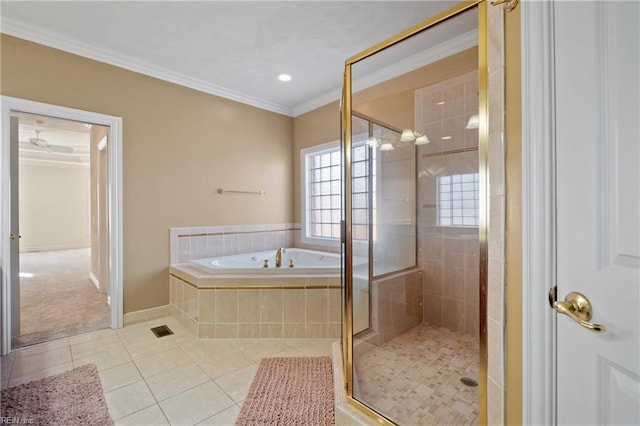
[278,74,292,82]
[442,136,452,140]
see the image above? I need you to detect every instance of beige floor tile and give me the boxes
[71,338,125,360]
[232,339,298,361]
[68,328,117,346]
[196,405,241,425]
[8,361,74,387]
[10,346,71,377]
[194,349,254,380]
[134,347,192,379]
[159,381,235,426]
[214,363,259,403]
[1,353,14,381]
[99,362,143,393]
[277,339,336,357]
[181,339,237,362]
[12,338,69,359]
[73,345,132,371]
[123,337,179,360]
[145,363,210,402]
[115,404,169,425]
[105,380,157,421]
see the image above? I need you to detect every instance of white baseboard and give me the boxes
[124,305,170,326]
[89,272,99,290]
[20,243,91,252]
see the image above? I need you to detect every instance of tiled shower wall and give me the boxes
[486,4,506,425]
[415,71,481,338]
[169,223,298,264]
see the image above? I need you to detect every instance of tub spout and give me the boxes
[275,247,285,267]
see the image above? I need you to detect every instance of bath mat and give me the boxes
[1,364,113,426]
[236,356,335,426]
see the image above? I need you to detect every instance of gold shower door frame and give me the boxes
[340,1,489,424]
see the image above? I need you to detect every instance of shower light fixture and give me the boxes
[414,134,430,145]
[379,142,394,151]
[466,114,479,129]
[278,74,292,82]
[399,129,430,145]
[400,128,416,142]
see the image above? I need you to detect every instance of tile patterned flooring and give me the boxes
[353,324,479,425]
[1,316,335,425]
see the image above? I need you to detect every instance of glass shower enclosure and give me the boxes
[341,2,488,424]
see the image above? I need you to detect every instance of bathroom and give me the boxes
[1,0,510,423]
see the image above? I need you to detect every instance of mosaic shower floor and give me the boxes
[353,324,479,425]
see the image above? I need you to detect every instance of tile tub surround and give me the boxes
[169,263,341,339]
[170,224,299,264]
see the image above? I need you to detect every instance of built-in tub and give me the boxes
[191,248,340,275]
[169,248,341,339]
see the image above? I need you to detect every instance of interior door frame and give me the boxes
[521,1,557,425]
[0,96,124,355]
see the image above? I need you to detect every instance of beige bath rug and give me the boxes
[236,356,335,426]
[1,364,113,425]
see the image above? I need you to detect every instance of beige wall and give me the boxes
[1,35,293,312]
[292,101,340,224]
[18,162,90,251]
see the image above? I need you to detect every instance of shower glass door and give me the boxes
[342,2,487,424]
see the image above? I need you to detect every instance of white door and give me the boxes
[554,1,640,424]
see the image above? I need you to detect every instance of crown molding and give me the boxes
[3,17,476,119]
[1,18,294,117]
[292,30,478,117]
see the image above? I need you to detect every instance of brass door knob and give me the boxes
[551,291,606,333]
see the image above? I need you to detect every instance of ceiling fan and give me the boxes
[28,130,74,154]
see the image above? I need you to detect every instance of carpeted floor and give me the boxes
[1,363,113,425]
[236,357,335,426]
[12,248,110,349]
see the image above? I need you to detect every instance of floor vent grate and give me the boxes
[150,325,174,338]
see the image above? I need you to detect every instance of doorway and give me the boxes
[1,96,124,356]
[11,113,110,348]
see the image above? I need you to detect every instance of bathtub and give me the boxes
[169,247,342,339]
[191,248,341,275]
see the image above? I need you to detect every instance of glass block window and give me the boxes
[351,144,370,240]
[307,147,342,239]
[438,172,479,226]
[302,141,371,243]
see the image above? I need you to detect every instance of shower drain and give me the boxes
[460,377,478,387]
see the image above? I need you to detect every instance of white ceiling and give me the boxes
[1,1,476,117]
